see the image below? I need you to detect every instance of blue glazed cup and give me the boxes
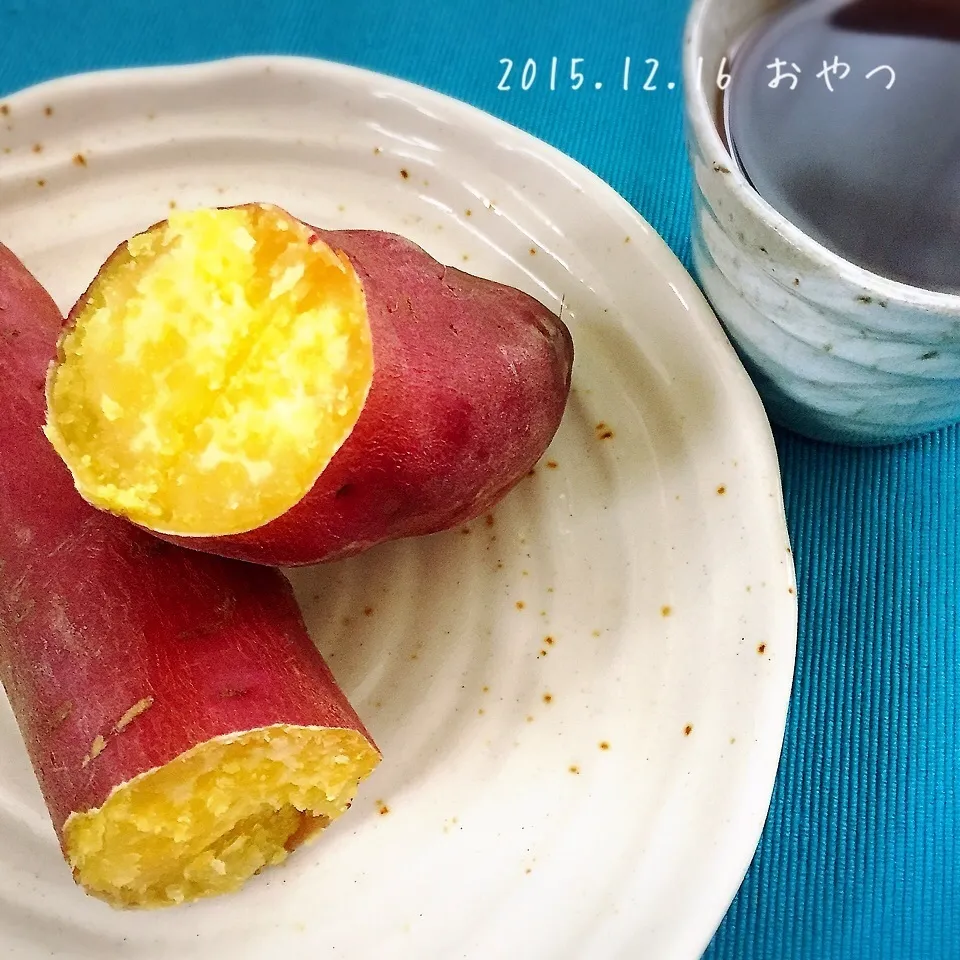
[683,0,960,446]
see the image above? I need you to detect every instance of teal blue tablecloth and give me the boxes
[4,2,958,956]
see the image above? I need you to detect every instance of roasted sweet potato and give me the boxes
[0,242,379,908]
[44,203,573,565]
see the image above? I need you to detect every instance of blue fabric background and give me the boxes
[3,1,958,956]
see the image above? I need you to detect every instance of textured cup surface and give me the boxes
[684,0,960,446]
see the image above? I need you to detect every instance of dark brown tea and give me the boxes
[724,0,960,293]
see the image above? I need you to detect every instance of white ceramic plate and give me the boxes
[0,57,796,960]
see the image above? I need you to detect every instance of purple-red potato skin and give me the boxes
[0,242,375,847]
[156,227,574,565]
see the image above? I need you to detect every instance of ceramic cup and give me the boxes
[683,0,960,446]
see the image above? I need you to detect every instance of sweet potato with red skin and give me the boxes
[46,206,573,566]
[169,228,573,565]
[0,242,379,908]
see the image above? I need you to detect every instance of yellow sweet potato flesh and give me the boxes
[65,725,379,909]
[45,206,373,536]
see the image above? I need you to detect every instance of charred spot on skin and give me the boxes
[126,536,167,561]
[544,636,555,646]
[599,741,610,751]
[50,701,74,728]
[363,606,374,617]
[11,596,35,625]
[757,643,767,655]
[857,295,873,304]
[793,278,801,286]
[595,422,614,440]
[529,247,537,256]
[399,168,409,180]
[461,527,471,536]
[465,209,472,217]
[684,725,693,737]
[516,601,525,610]
[376,801,390,816]
[542,692,553,704]
[546,460,558,469]
[36,179,45,188]
[717,485,727,495]
[921,350,939,361]
[73,152,87,166]
[568,765,580,775]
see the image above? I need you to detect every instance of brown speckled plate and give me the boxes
[0,56,796,960]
